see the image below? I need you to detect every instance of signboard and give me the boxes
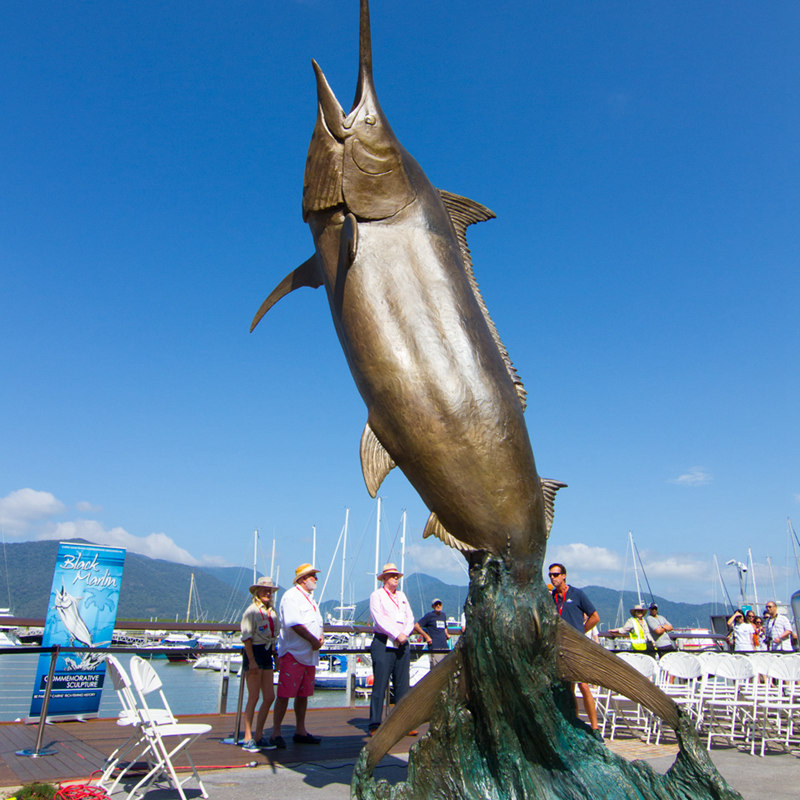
[28,542,126,721]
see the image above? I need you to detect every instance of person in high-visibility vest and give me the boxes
[613,604,656,653]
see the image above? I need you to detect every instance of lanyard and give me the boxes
[257,606,275,636]
[384,587,401,610]
[554,587,568,616]
[298,586,318,613]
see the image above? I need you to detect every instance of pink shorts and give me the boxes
[276,652,316,698]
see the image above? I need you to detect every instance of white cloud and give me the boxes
[0,488,66,535]
[404,540,470,583]
[638,553,708,581]
[669,467,712,486]
[76,500,102,513]
[548,542,623,573]
[39,519,200,566]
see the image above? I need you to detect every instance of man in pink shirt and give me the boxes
[367,562,415,736]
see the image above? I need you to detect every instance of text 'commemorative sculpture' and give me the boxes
[251,2,741,798]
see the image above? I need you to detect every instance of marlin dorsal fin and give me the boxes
[360,422,396,497]
[438,189,527,411]
[540,479,568,537]
[423,511,477,553]
[250,254,323,332]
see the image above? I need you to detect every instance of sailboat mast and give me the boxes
[340,508,349,619]
[374,497,381,591]
[400,510,407,591]
[767,555,777,602]
[270,537,276,580]
[186,573,195,623]
[748,548,758,608]
[629,531,643,606]
[789,518,800,582]
[312,525,317,568]
[253,529,258,585]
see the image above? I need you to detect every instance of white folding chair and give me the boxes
[98,655,153,795]
[703,656,755,749]
[597,653,658,742]
[750,657,800,756]
[654,652,702,744]
[127,655,211,800]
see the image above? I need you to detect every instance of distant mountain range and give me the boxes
[1,539,254,623]
[1,539,731,629]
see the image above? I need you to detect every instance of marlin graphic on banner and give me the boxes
[28,542,126,722]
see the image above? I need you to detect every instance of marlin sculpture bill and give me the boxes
[252,2,740,797]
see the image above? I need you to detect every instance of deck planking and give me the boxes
[0,709,427,788]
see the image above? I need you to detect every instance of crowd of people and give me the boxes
[238,560,457,751]
[727,601,795,652]
[237,558,797,752]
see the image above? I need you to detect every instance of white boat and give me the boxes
[313,654,372,689]
[192,652,243,671]
[0,629,21,647]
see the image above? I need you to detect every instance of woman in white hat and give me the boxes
[367,563,416,736]
[240,576,280,751]
[612,603,656,654]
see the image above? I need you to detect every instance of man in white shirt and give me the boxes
[367,562,415,736]
[764,600,794,652]
[270,563,325,748]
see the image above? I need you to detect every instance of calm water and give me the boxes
[0,652,366,722]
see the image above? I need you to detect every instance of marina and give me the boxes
[0,626,798,800]
[0,662,796,800]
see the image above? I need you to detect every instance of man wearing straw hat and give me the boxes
[270,563,325,748]
[367,562,416,736]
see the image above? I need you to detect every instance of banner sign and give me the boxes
[28,542,126,721]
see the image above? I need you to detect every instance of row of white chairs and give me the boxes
[595,651,800,757]
[99,655,211,800]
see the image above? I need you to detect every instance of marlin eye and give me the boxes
[364,114,376,125]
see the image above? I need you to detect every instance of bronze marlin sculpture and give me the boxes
[252,2,740,798]
[251,3,561,585]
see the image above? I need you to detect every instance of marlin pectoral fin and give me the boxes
[423,512,478,553]
[364,651,460,774]
[438,189,527,411]
[555,618,679,730]
[339,212,358,268]
[250,255,323,332]
[540,478,568,537]
[360,421,396,497]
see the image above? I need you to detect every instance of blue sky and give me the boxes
[2,1,798,610]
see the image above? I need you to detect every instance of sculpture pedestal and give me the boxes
[353,554,740,800]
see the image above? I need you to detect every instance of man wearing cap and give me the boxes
[270,563,325,748]
[613,604,656,654]
[645,603,675,655]
[415,599,450,668]
[368,562,416,736]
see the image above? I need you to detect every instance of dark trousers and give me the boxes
[368,635,410,729]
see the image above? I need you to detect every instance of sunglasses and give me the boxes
[548,572,562,577]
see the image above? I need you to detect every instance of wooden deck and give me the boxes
[0,708,681,790]
[0,709,428,789]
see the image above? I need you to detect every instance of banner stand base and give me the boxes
[16,747,57,757]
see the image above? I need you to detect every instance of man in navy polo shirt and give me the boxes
[549,562,601,738]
